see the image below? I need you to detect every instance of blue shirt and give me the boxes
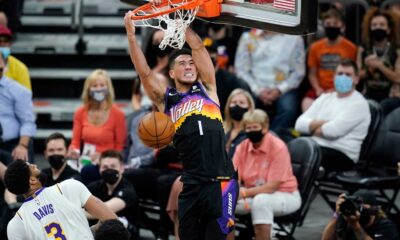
[0,76,36,141]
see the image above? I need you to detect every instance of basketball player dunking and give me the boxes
[125,10,237,240]
[5,160,117,240]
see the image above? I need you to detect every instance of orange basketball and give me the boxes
[137,111,175,148]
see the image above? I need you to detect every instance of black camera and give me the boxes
[339,195,363,216]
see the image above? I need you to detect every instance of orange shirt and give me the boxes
[233,132,298,193]
[308,37,357,90]
[70,104,127,153]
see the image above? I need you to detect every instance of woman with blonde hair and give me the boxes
[68,69,126,166]
[224,88,255,159]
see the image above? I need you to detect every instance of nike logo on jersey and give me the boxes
[170,99,204,123]
[33,204,54,220]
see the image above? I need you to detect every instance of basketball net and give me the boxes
[132,0,200,49]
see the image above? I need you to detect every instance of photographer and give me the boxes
[322,190,399,240]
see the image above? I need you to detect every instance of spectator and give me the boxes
[42,132,81,187]
[0,25,31,91]
[95,219,131,240]
[204,37,252,117]
[224,88,255,159]
[68,69,126,164]
[322,190,399,240]
[88,150,138,238]
[295,59,370,174]
[235,29,305,131]
[358,7,400,114]
[231,109,301,240]
[303,8,357,112]
[0,53,35,162]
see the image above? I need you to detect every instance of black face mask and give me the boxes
[101,169,120,185]
[246,130,265,143]
[47,155,66,170]
[324,27,341,41]
[229,105,249,121]
[371,29,388,42]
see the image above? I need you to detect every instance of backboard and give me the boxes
[122,0,318,35]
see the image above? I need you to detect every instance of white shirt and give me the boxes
[234,32,305,95]
[295,91,371,162]
[7,179,93,240]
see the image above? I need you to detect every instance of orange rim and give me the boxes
[130,0,204,20]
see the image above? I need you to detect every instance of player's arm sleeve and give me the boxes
[7,216,28,240]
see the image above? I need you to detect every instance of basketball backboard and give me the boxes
[122,0,318,35]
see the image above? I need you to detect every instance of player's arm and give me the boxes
[86,197,126,219]
[185,28,217,92]
[84,195,118,221]
[124,11,167,111]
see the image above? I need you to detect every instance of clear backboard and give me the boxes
[122,0,317,35]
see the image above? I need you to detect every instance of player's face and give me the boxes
[100,157,124,174]
[45,139,67,157]
[28,163,41,179]
[230,93,250,109]
[169,54,198,85]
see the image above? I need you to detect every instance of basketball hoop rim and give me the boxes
[130,0,204,20]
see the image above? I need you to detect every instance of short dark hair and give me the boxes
[95,219,131,240]
[45,132,68,150]
[322,8,345,23]
[100,150,124,164]
[4,160,31,195]
[168,48,192,70]
[337,58,359,75]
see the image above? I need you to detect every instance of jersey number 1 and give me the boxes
[44,222,67,240]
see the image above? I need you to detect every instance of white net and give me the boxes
[134,0,199,49]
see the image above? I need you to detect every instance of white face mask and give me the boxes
[89,89,108,102]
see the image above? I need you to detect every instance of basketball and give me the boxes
[137,111,175,148]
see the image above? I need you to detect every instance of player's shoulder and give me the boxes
[58,179,86,191]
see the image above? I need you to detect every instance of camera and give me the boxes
[339,195,363,216]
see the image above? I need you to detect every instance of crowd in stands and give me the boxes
[0,0,400,239]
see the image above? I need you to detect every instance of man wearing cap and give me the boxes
[322,190,399,240]
[0,25,31,91]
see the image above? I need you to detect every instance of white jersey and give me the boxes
[7,179,93,240]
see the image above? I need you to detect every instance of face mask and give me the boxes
[334,74,353,94]
[0,47,10,60]
[371,29,388,42]
[89,89,108,102]
[324,27,341,41]
[101,169,120,185]
[359,208,375,226]
[229,105,248,121]
[246,130,265,143]
[47,155,66,170]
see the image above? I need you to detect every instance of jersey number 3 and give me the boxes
[44,222,67,240]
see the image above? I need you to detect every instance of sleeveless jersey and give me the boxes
[164,82,234,183]
[7,179,93,240]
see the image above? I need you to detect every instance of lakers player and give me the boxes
[125,11,237,240]
[5,160,117,240]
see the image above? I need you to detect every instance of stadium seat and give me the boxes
[335,107,400,214]
[316,100,383,211]
[236,137,322,239]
